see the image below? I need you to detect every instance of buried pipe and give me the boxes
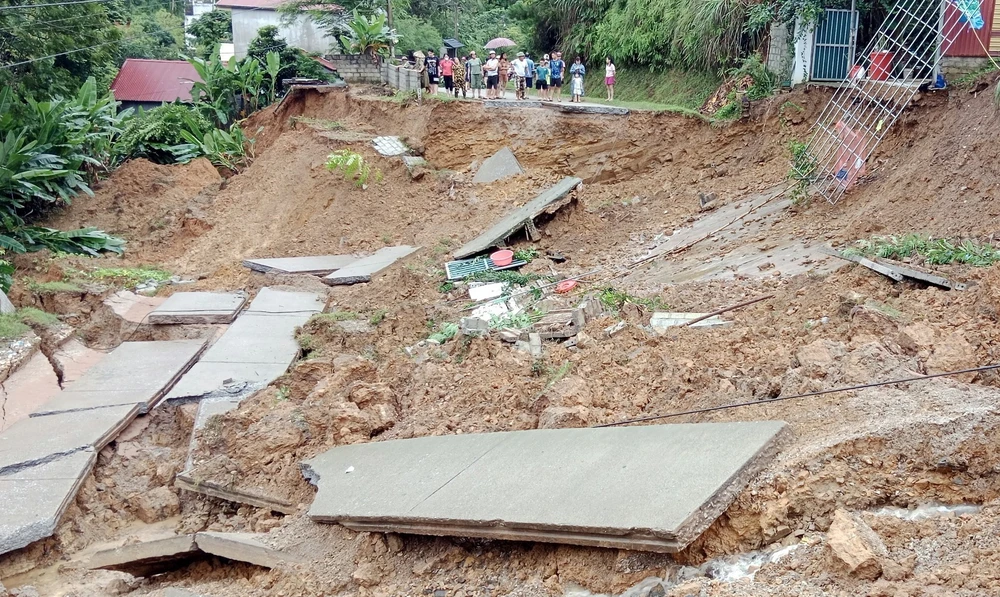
[595,363,1000,428]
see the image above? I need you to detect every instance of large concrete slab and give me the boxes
[89,534,199,577]
[196,532,303,568]
[0,404,138,474]
[0,450,96,555]
[148,292,247,325]
[303,422,786,552]
[323,246,420,286]
[32,340,207,416]
[165,363,289,402]
[453,177,582,259]
[245,288,326,314]
[242,255,360,276]
[198,313,310,364]
[552,103,629,115]
[473,147,524,184]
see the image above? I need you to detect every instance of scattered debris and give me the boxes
[459,317,489,337]
[838,252,968,290]
[650,312,731,331]
[323,246,420,285]
[242,255,360,276]
[444,257,527,281]
[827,509,889,580]
[453,177,582,259]
[147,292,247,325]
[371,136,408,156]
[472,147,524,184]
[468,282,505,301]
[551,103,629,116]
[532,308,585,339]
[604,320,627,337]
[302,422,786,552]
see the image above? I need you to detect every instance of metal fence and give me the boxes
[796,0,984,204]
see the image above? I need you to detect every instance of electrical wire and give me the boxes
[0,0,111,10]
[595,363,1000,427]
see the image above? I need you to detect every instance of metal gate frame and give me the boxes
[811,7,859,81]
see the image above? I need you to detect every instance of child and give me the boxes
[605,56,616,101]
[571,71,584,103]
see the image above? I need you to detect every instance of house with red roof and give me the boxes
[110,59,202,112]
[215,0,334,59]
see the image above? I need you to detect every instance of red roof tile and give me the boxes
[110,59,201,103]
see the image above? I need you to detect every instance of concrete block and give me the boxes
[484,99,542,108]
[528,332,543,358]
[553,103,629,115]
[533,309,584,339]
[472,147,524,184]
[453,177,581,259]
[245,288,326,314]
[195,532,303,568]
[650,312,733,331]
[371,136,408,156]
[460,317,489,337]
[323,246,420,285]
[148,292,247,324]
[0,450,96,555]
[242,255,359,276]
[198,313,309,365]
[89,534,199,577]
[0,404,138,474]
[0,289,15,315]
[303,422,786,552]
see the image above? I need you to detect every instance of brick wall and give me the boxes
[326,54,382,84]
[381,60,423,92]
[940,56,992,80]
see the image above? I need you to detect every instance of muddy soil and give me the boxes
[4,78,1000,597]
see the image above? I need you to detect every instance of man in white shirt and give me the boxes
[484,50,500,99]
[512,52,528,99]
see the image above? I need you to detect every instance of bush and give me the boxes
[114,103,212,164]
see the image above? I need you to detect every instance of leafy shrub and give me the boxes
[0,260,13,293]
[172,124,253,172]
[787,140,817,203]
[114,103,212,164]
[843,235,1000,267]
[325,150,381,187]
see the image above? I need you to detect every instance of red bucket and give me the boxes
[869,51,893,81]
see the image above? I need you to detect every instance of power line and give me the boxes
[0,37,128,70]
[0,0,110,10]
[595,363,1000,428]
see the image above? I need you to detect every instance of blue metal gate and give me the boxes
[811,8,858,81]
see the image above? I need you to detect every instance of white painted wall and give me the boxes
[791,18,816,85]
[184,2,216,42]
[230,9,332,58]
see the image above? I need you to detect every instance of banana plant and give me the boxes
[264,51,282,104]
[338,10,398,59]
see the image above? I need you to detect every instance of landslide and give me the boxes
[14,79,1000,597]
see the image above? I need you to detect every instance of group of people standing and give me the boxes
[411,49,617,103]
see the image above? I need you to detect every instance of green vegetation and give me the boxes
[338,10,398,57]
[787,140,817,204]
[29,280,84,294]
[428,322,459,343]
[87,266,171,287]
[864,300,903,320]
[489,311,541,329]
[598,286,667,312]
[369,309,389,325]
[842,235,1000,267]
[114,104,214,164]
[438,281,456,293]
[608,68,719,110]
[17,307,61,327]
[513,248,539,262]
[0,314,30,340]
[187,10,233,57]
[312,310,359,323]
[0,260,13,294]
[325,150,382,187]
[466,270,550,287]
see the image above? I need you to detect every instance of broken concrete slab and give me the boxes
[533,309,585,339]
[147,292,247,325]
[89,534,200,577]
[371,136,407,156]
[553,103,629,116]
[0,289,14,315]
[165,365,284,403]
[197,314,310,364]
[32,340,207,416]
[838,252,967,290]
[242,255,359,276]
[303,422,786,552]
[0,404,138,475]
[472,147,524,184]
[484,99,542,108]
[245,288,327,314]
[174,475,296,513]
[650,312,733,331]
[453,177,582,259]
[323,246,420,285]
[104,291,165,324]
[196,532,302,568]
[0,450,96,555]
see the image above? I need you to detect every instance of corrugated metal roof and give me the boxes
[110,59,201,103]
[943,0,996,57]
[311,55,338,71]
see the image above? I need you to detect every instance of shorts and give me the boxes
[429,74,439,84]
[471,73,483,88]
[551,77,563,87]
[443,75,454,89]
[526,77,533,88]
[535,79,548,90]
[487,74,499,89]
[605,76,615,85]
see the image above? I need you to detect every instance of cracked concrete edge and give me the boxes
[174,473,297,514]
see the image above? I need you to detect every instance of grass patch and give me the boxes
[428,322,458,343]
[865,300,904,320]
[489,311,542,329]
[466,270,551,287]
[88,267,171,288]
[0,314,30,340]
[291,117,343,130]
[842,234,1000,267]
[610,67,720,110]
[513,248,538,262]
[953,63,1000,88]
[369,309,388,326]
[311,311,358,323]
[17,307,60,327]
[29,280,83,294]
[598,286,668,312]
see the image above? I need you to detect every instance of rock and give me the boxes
[795,339,846,376]
[538,405,589,429]
[498,329,520,343]
[100,576,138,595]
[897,322,936,355]
[460,317,490,337]
[574,331,595,349]
[9,587,40,597]
[353,562,382,587]
[386,533,404,553]
[926,332,976,380]
[130,486,181,523]
[528,333,543,358]
[0,582,7,597]
[827,509,888,580]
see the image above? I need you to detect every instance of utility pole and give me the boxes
[387,0,395,56]
[454,0,458,39]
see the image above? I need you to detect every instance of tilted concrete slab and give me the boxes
[242,255,359,276]
[89,534,200,577]
[198,314,311,365]
[148,292,247,325]
[552,103,629,116]
[453,177,582,259]
[174,474,296,513]
[323,246,420,285]
[32,340,207,416]
[484,99,542,108]
[0,450,96,555]
[165,363,288,402]
[0,404,138,475]
[245,288,326,314]
[196,532,303,568]
[473,147,524,184]
[303,422,786,552]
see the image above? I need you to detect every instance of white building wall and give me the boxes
[791,18,816,85]
[230,9,332,59]
[184,2,217,42]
